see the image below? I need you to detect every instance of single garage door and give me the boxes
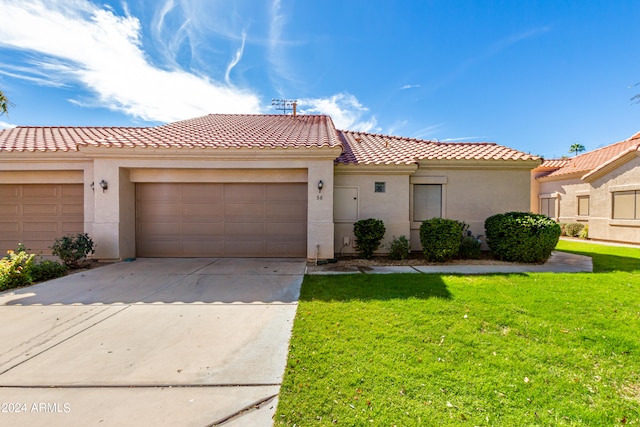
[0,184,84,254]
[136,183,307,257]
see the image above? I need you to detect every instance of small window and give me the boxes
[413,184,442,221]
[612,190,640,220]
[540,197,557,219]
[577,195,590,216]
[374,182,386,193]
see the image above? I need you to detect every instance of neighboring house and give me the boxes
[532,131,640,244]
[0,114,540,260]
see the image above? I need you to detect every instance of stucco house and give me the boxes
[0,114,540,261]
[532,131,640,244]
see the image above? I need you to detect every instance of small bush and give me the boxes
[51,233,95,268]
[420,218,462,262]
[353,219,386,259]
[565,222,585,237]
[459,235,482,259]
[559,223,568,236]
[387,235,410,260]
[0,248,35,291]
[579,225,589,239]
[31,260,68,282]
[485,212,561,263]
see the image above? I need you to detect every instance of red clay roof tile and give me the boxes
[336,130,539,164]
[539,131,640,178]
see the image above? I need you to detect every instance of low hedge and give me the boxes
[485,212,561,263]
[353,218,386,259]
[420,218,462,262]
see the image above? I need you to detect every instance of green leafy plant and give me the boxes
[485,212,561,263]
[420,218,462,262]
[353,218,386,259]
[456,221,482,259]
[387,235,410,260]
[579,224,589,239]
[51,233,95,268]
[564,222,585,237]
[0,246,35,291]
[30,260,68,282]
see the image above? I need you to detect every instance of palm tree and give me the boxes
[0,90,12,116]
[569,143,586,157]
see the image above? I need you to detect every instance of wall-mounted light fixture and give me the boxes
[317,180,324,193]
[90,182,95,191]
[99,180,108,192]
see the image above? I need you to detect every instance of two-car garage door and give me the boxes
[136,183,307,257]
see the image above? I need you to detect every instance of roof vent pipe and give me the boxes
[293,102,297,117]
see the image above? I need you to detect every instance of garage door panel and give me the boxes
[0,186,20,197]
[224,222,265,236]
[267,183,307,200]
[62,222,83,233]
[266,203,306,219]
[180,184,223,201]
[23,204,59,215]
[0,222,19,232]
[136,183,307,257]
[182,223,223,236]
[21,185,60,198]
[182,203,223,218]
[224,184,265,200]
[0,204,20,215]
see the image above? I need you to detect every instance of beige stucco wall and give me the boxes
[334,161,536,255]
[585,155,640,243]
[333,165,413,256]
[535,155,640,244]
[409,163,534,251]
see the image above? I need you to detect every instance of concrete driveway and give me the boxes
[0,258,305,426]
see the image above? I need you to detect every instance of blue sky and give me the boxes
[0,0,638,158]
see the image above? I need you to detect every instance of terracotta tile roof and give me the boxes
[541,131,640,178]
[539,158,572,169]
[0,114,341,152]
[85,114,341,149]
[336,130,540,165]
[0,126,135,152]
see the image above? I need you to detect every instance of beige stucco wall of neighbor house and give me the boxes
[86,147,340,261]
[537,176,589,223]
[409,162,535,252]
[584,155,640,244]
[333,165,414,256]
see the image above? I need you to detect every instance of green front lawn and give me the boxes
[276,241,640,426]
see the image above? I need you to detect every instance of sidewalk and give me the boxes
[306,251,593,275]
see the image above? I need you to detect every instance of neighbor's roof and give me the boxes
[0,114,341,152]
[336,130,540,165]
[539,131,640,179]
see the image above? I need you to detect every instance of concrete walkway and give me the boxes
[306,251,593,275]
[0,258,305,427]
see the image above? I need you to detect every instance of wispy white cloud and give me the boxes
[412,123,446,140]
[225,31,246,85]
[400,84,421,90]
[298,93,378,132]
[440,136,485,142]
[0,0,262,123]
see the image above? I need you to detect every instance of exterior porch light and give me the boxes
[99,180,108,192]
[317,180,324,193]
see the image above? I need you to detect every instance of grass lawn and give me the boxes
[276,241,640,426]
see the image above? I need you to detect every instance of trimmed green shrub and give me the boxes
[485,212,561,263]
[565,222,585,237]
[1,248,35,291]
[353,218,386,259]
[579,224,589,239]
[31,260,68,282]
[387,235,410,260]
[559,223,568,236]
[51,233,95,268]
[459,235,482,259]
[420,218,462,262]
